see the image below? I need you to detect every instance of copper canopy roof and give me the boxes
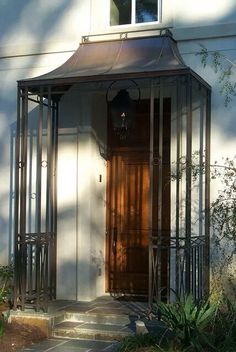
[19,33,193,90]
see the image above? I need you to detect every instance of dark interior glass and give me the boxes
[110,0,132,25]
[136,0,157,23]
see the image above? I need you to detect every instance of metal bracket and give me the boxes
[120,32,128,40]
[82,36,90,43]
[41,160,48,168]
[153,157,160,165]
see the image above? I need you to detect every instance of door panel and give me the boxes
[107,152,149,293]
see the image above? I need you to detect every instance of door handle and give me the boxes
[112,227,117,255]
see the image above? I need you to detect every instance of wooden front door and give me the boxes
[107,151,149,293]
[106,100,150,295]
[106,98,171,296]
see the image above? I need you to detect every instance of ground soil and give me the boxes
[0,321,46,352]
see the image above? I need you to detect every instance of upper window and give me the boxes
[110,0,159,26]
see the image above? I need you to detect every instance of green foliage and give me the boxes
[117,294,236,352]
[209,157,236,299]
[0,319,4,338]
[0,264,13,304]
[116,333,160,352]
[171,151,205,183]
[116,334,181,352]
[172,153,236,244]
[172,153,236,298]
[197,44,236,107]
[156,293,217,351]
[0,265,12,339]
[210,296,236,352]
[210,156,236,243]
[0,309,10,338]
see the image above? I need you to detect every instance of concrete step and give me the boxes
[62,304,139,325]
[64,311,135,325]
[52,320,135,341]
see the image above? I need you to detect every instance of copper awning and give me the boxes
[18,33,194,91]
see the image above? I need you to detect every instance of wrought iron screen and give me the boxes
[149,76,210,303]
[13,73,210,310]
[14,87,58,312]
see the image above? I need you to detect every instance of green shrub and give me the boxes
[116,333,161,352]
[156,293,218,351]
[0,264,13,339]
[210,296,236,352]
[0,319,3,338]
[0,264,13,304]
[0,313,8,339]
[117,293,236,352]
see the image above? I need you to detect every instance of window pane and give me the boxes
[110,0,131,26]
[136,0,158,23]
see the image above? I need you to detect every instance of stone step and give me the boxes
[63,306,139,325]
[52,320,135,341]
[64,311,135,325]
[51,298,146,343]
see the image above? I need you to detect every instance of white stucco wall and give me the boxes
[177,37,236,165]
[56,86,107,300]
[0,0,91,265]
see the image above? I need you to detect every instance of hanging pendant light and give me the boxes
[106,81,140,140]
[110,89,134,139]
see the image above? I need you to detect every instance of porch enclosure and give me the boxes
[13,32,211,311]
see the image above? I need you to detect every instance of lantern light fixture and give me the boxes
[106,81,140,140]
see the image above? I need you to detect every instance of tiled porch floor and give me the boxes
[47,295,149,316]
[22,338,117,352]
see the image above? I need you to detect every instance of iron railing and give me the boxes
[150,235,208,303]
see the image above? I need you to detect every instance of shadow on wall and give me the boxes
[9,98,107,299]
[0,0,76,45]
[57,255,104,301]
[0,0,79,263]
